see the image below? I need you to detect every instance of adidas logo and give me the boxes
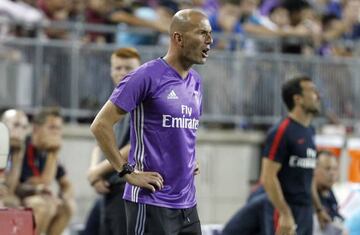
[167,90,178,99]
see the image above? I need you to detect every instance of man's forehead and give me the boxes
[11,116,28,124]
[300,80,315,88]
[112,57,139,64]
[171,9,209,33]
[192,18,212,31]
[2,110,27,123]
[43,115,63,124]
[200,18,211,28]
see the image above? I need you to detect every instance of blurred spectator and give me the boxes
[111,0,175,45]
[0,109,29,208]
[0,0,44,25]
[84,0,113,43]
[260,5,291,31]
[22,0,38,7]
[313,150,347,235]
[318,14,352,57]
[308,0,343,18]
[37,0,70,39]
[0,0,44,37]
[199,0,220,15]
[67,0,86,22]
[16,107,75,235]
[259,0,281,16]
[281,0,322,54]
[239,0,286,53]
[238,0,278,39]
[37,0,68,20]
[208,0,243,49]
[327,0,360,40]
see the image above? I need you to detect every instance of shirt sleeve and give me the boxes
[262,119,290,164]
[109,69,153,112]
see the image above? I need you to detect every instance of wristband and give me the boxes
[118,163,135,177]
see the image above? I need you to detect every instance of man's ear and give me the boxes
[293,94,302,105]
[173,32,184,47]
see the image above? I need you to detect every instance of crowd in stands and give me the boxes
[0,108,75,235]
[0,0,359,56]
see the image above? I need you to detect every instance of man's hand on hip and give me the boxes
[125,170,164,193]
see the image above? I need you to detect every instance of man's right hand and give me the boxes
[124,170,164,193]
[92,179,110,194]
[40,136,61,153]
[276,212,297,235]
[10,138,22,151]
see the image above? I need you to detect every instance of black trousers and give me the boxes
[124,201,202,235]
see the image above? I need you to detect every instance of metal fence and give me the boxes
[1,37,360,126]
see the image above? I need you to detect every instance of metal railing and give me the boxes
[4,19,360,53]
[0,35,360,126]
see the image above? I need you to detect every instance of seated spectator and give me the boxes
[313,150,347,234]
[0,109,29,208]
[16,107,75,235]
[222,150,345,235]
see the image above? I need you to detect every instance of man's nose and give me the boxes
[207,35,213,45]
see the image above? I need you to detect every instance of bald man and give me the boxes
[91,9,213,235]
[0,109,29,207]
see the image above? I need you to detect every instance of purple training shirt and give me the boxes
[110,58,203,209]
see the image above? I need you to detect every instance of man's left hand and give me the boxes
[317,209,332,229]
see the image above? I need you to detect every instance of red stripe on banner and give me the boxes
[269,118,290,161]
[27,143,40,177]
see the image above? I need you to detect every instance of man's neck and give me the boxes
[163,52,191,79]
[288,109,313,127]
[31,134,40,148]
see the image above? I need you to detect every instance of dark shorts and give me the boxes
[124,201,201,235]
[222,194,313,235]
